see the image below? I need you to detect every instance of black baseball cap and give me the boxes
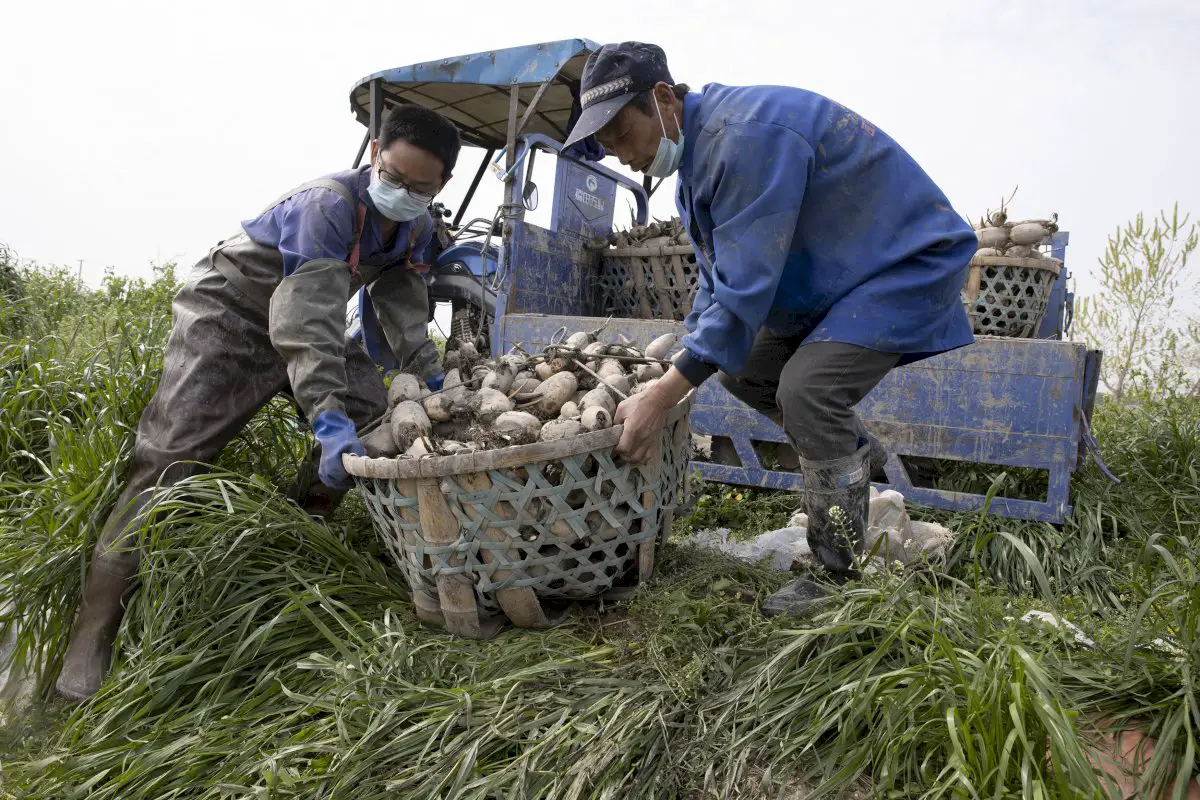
[562,41,674,148]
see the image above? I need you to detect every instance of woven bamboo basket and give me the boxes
[962,255,1062,338]
[343,393,694,640]
[595,240,699,321]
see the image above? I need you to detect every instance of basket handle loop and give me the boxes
[416,479,504,639]
[496,588,571,629]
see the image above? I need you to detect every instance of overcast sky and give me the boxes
[2,0,1198,319]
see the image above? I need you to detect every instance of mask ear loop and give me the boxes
[653,92,682,142]
[646,92,681,198]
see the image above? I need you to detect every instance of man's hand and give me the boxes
[615,365,694,464]
[615,393,668,464]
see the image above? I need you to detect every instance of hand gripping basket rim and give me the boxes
[341,393,692,479]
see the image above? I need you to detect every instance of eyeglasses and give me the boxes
[376,161,438,202]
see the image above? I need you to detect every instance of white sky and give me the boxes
[2,0,1198,322]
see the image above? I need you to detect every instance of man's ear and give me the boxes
[369,138,379,164]
[654,81,675,107]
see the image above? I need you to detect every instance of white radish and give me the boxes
[582,341,608,365]
[644,333,678,361]
[597,360,626,383]
[540,419,585,441]
[559,401,581,420]
[387,374,422,408]
[580,387,616,415]
[406,436,434,457]
[1006,245,1034,258]
[511,373,541,394]
[535,362,558,380]
[443,368,467,401]
[581,406,612,431]
[481,364,515,394]
[494,411,543,444]
[1009,222,1048,246]
[976,227,1009,249]
[422,393,454,423]
[636,362,664,383]
[601,373,632,396]
[391,401,432,452]
[973,247,1001,258]
[470,388,514,423]
[565,331,593,350]
[362,425,399,458]
[533,371,578,416]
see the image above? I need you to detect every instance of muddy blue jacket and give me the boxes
[222,165,439,422]
[242,165,433,277]
[673,84,976,386]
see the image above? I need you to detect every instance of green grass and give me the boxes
[0,260,1198,798]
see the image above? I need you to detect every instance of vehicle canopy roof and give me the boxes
[349,38,601,150]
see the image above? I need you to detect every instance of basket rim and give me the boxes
[344,390,694,480]
[968,255,1062,277]
[604,244,696,258]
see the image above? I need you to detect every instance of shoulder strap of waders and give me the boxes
[210,176,366,311]
[404,213,432,273]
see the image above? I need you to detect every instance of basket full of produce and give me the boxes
[343,329,692,640]
[592,218,699,322]
[965,207,1064,338]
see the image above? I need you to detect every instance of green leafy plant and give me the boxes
[1075,204,1199,403]
[1,258,1198,799]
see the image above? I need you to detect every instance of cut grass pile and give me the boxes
[0,262,1197,799]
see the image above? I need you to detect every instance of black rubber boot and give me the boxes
[56,546,140,702]
[286,449,348,521]
[864,434,888,480]
[762,442,871,618]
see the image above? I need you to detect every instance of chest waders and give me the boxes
[56,178,426,701]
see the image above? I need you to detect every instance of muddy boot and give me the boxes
[286,451,347,521]
[762,442,871,618]
[864,434,888,481]
[56,548,140,702]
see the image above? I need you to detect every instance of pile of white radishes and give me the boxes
[361,330,683,459]
[972,208,1061,260]
[599,217,687,249]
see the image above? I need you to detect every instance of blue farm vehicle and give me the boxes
[345,38,1103,524]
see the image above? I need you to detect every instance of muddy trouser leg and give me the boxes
[714,331,889,474]
[762,342,901,618]
[57,269,288,701]
[287,338,388,518]
[779,342,900,569]
[367,268,443,380]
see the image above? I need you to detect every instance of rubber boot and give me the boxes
[762,441,871,618]
[286,449,347,521]
[55,546,140,702]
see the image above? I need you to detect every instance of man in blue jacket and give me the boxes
[564,42,977,616]
[56,105,458,701]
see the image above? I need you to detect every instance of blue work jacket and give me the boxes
[673,83,976,386]
[241,165,434,277]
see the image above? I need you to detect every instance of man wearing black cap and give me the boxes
[563,42,978,616]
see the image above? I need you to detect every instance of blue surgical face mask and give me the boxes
[644,95,685,179]
[369,162,433,222]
